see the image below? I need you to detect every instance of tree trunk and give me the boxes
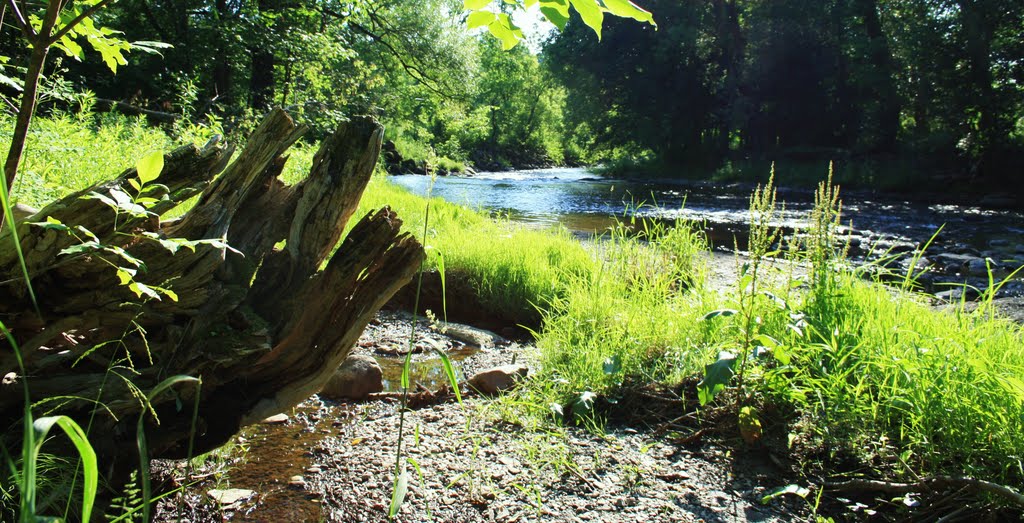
[856,0,900,152]
[0,109,423,485]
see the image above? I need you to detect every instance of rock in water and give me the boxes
[468,365,528,395]
[261,413,289,424]
[208,488,255,506]
[320,354,384,400]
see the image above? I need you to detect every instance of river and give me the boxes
[390,167,1024,295]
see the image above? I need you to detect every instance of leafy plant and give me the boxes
[389,162,462,519]
[4,0,128,196]
[464,0,656,49]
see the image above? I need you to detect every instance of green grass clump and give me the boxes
[527,218,713,399]
[354,175,598,324]
[435,156,465,173]
[1,113,220,208]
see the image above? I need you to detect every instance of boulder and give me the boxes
[320,354,384,400]
[468,364,528,395]
[932,252,988,275]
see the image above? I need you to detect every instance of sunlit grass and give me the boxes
[11,114,1024,490]
[356,175,598,324]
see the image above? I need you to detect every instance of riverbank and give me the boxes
[8,116,1024,521]
[592,156,1024,211]
[152,253,1024,522]
[153,309,815,523]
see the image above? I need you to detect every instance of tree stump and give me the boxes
[0,109,423,478]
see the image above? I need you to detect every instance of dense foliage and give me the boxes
[0,0,576,170]
[546,0,1024,190]
[3,0,1022,190]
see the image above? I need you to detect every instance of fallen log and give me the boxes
[0,109,423,484]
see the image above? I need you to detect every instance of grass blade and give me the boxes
[433,348,462,405]
[137,375,200,523]
[31,416,98,522]
[0,168,39,316]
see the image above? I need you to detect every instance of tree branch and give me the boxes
[347,20,448,99]
[5,0,35,39]
[93,97,180,123]
[47,0,118,45]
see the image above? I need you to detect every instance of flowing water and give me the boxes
[392,167,1024,291]
[392,168,1020,250]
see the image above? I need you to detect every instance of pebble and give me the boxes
[207,488,254,505]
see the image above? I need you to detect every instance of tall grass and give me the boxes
[2,113,219,208]
[354,176,600,325]
[1,113,212,520]
[10,113,1024,500]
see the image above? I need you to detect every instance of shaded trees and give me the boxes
[545,0,1024,187]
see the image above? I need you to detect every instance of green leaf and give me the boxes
[762,291,788,310]
[154,286,178,302]
[488,14,523,50]
[464,0,491,9]
[572,391,596,423]
[702,309,737,320]
[432,348,462,404]
[602,0,655,26]
[697,351,736,406]
[60,241,103,256]
[116,268,136,285]
[400,350,413,390]
[388,467,410,517]
[84,191,117,209]
[129,281,161,301]
[33,416,98,523]
[760,484,810,504]
[57,36,85,60]
[570,0,604,39]
[738,273,754,292]
[31,217,68,232]
[136,151,164,185]
[130,40,173,57]
[539,0,571,30]
[108,188,149,217]
[602,355,622,375]
[467,11,497,29]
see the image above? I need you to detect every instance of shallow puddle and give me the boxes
[216,402,355,522]
[376,345,480,392]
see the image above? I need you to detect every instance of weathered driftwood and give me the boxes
[0,109,423,477]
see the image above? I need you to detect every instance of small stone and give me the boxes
[261,413,288,424]
[289,475,306,486]
[467,365,528,395]
[207,488,254,505]
[319,354,384,400]
[306,466,321,474]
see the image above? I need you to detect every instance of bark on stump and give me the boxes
[0,109,423,480]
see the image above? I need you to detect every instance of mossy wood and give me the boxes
[0,109,423,477]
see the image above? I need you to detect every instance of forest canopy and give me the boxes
[1,0,1021,191]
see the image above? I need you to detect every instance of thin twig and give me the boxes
[825,476,1024,508]
[933,505,970,523]
[5,0,33,38]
